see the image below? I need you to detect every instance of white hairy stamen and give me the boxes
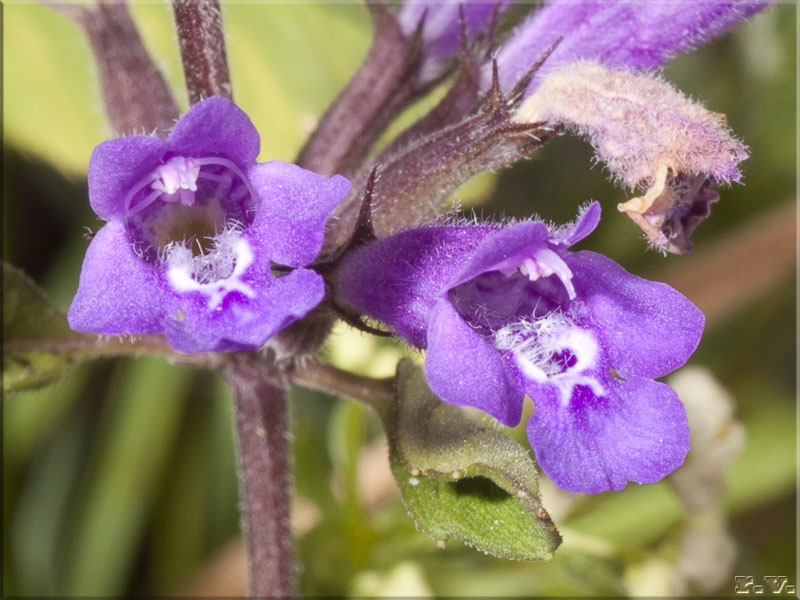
[125,155,254,219]
[495,310,604,405]
[496,246,576,300]
[164,225,255,310]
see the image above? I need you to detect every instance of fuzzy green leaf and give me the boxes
[2,262,91,393]
[386,360,561,561]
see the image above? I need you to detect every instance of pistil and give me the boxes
[495,246,576,299]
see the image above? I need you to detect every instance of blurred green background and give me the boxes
[3,2,796,596]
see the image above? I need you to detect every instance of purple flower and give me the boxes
[68,97,351,353]
[334,203,704,493]
[492,0,769,94]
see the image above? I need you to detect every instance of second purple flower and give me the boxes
[335,203,704,493]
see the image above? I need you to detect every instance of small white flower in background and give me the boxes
[625,557,687,597]
[670,366,744,594]
[352,561,433,597]
[668,365,746,512]
[677,508,738,594]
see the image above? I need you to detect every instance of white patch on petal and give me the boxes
[495,310,604,406]
[166,229,255,310]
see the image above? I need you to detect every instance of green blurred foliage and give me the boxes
[3,2,795,597]
[3,263,87,393]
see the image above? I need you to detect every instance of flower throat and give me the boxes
[124,155,256,283]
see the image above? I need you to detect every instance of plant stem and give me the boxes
[3,334,224,372]
[294,3,420,179]
[172,0,233,103]
[52,1,179,136]
[290,360,395,422]
[223,353,294,597]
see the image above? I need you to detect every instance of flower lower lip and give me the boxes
[166,230,256,310]
[494,309,601,405]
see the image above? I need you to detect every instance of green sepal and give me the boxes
[385,359,561,561]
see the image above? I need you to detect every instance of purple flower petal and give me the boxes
[450,220,550,287]
[168,96,260,168]
[494,1,769,95]
[426,299,523,426]
[398,0,512,64]
[68,221,167,334]
[88,135,168,220]
[247,161,351,268]
[549,201,601,247]
[527,376,690,493]
[569,251,704,379]
[163,267,325,353]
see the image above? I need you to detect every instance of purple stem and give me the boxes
[289,360,394,421]
[172,0,233,104]
[295,3,424,178]
[223,353,295,598]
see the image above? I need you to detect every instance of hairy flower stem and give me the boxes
[290,360,395,422]
[224,353,295,598]
[296,3,426,178]
[51,1,179,136]
[172,0,233,104]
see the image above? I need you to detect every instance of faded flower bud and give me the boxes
[515,60,748,252]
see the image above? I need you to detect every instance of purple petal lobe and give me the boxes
[425,299,522,426]
[569,251,704,379]
[168,96,260,167]
[68,221,167,334]
[88,135,168,220]
[527,377,690,493]
[549,201,601,247]
[247,161,351,267]
[451,221,550,288]
[164,267,325,353]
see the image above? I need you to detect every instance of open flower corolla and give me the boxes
[335,203,704,493]
[69,97,351,353]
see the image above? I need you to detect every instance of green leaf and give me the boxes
[385,360,561,561]
[3,262,89,393]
